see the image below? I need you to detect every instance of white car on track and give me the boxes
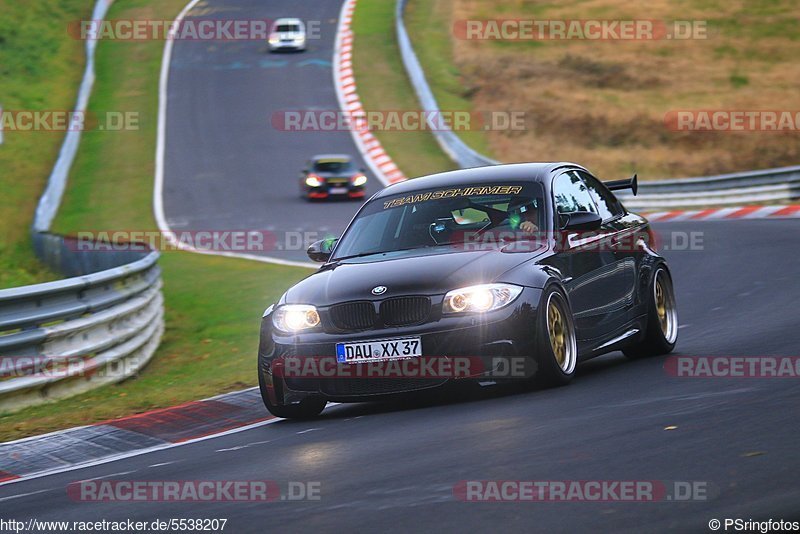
[268,18,307,52]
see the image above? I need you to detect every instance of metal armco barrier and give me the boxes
[395,0,498,170]
[0,235,164,413]
[0,0,165,414]
[395,0,799,209]
[616,166,800,209]
[32,0,111,232]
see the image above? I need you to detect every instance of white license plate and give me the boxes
[336,337,422,364]
[329,187,348,194]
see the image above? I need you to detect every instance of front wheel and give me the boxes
[532,285,578,387]
[624,266,678,358]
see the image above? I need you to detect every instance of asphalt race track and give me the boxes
[3,218,800,530]
[162,0,379,262]
[5,0,799,531]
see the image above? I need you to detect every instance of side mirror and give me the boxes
[301,169,309,175]
[307,238,338,262]
[561,211,602,231]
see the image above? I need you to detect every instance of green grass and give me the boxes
[729,72,750,88]
[0,0,91,288]
[405,0,494,156]
[0,0,311,441]
[352,0,455,178]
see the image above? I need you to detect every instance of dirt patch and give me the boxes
[440,0,800,179]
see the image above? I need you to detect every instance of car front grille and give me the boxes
[329,301,377,330]
[380,296,431,326]
[328,297,432,331]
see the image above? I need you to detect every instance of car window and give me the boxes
[314,160,352,173]
[553,172,598,215]
[452,207,490,225]
[576,171,624,221]
[276,24,301,32]
[332,182,545,259]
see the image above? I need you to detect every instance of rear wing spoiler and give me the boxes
[604,174,638,196]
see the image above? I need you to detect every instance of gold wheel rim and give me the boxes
[548,299,567,367]
[656,277,668,336]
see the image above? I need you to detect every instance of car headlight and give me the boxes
[272,305,321,333]
[442,283,523,314]
[305,174,323,187]
[351,174,367,187]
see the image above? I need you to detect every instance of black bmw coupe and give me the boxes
[259,162,678,418]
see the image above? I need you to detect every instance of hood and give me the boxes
[285,246,546,306]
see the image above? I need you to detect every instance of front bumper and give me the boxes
[305,182,366,200]
[259,287,542,404]
[268,40,305,51]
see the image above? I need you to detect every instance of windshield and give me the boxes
[276,24,301,33]
[314,160,353,173]
[332,182,545,260]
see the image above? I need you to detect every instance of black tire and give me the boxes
[531,285,578,387]
[624,265,678,359]
[258,367,326,419]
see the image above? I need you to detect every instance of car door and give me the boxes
[575,170,639,333]
[546,170,621,341]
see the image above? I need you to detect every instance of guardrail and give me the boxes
[395,0,498,170]
[0,234,164,413]
[0,0,166,415]
[33,0,111,232]
[616,165,800,209]
[395,0,799,209]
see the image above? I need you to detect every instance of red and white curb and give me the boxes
[643,205,800,223]
[333,0,406,186]
[0,389,276,486]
